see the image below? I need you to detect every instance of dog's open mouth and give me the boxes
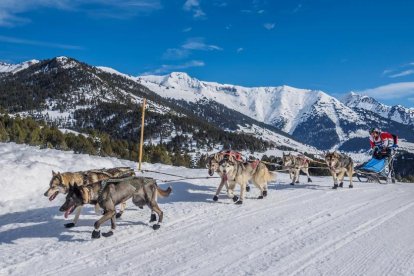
[49,191,59,201]
[64,205,76,219]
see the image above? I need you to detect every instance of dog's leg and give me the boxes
[92,201,115,239]
[338,170,346,188]
[227,182,238,202]
[331,171,339,189]
[295,168,300,183]
[116,202,126,219]
[65,206,82,228]
[348,168,354,188]
[149,211,157,223]
[304,168,312,182]
[102,213,116,238]
[150,202,163,230]
[213,176,226,201]
[289,169,295,185]
[255,179,265,199]
[236,182,246,205]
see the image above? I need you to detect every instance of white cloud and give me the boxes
[182,27,192,32]
[143,60,205,75]
[183,0,206,19]
[182,38,222,51]
[383,62,414,78]
[389,69,414,78]
[162,48,190,60]
[264,23,275,30]
[360,82,414,100]
[0,0,162,27]
[0,35,83,50]
[236,47,244,53]
[162,38,222,61]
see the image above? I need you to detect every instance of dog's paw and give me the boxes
[308,178,312,183]
[246,186,251,192]
[212,195,218,202]
[290,183,295,186]
[149,214,157,223]
[91,230,101,239]
[115,212,123,219]
[232,195,239,202]
[339,182,343,188]
[349,185,354,189]
[102,231,114,238]
[235,200,243,205]
[263,190,268,197]
[258,195,264,199]
[64,222,75,228]
[152,224,161,230]
[332,184,338,189]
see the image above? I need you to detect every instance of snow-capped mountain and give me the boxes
[0,57,316,155]
[1,56,413,152]
[138,73,414,149]
[139,72,363,135]
[0,59,39,74]
[343,92,414,126]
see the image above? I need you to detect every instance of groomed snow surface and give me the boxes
[1,143,414,276]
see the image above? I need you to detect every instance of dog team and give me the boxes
[44,150,354,239]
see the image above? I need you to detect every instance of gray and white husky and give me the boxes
[282,153,312,185]
[325,152,354,189]
[59,176,172,238]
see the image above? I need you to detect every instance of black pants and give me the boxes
[373,147,391,160]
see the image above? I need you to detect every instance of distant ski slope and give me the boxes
[1,142,414,276]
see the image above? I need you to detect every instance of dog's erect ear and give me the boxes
[52,170,57,176]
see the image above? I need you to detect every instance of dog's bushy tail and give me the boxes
[266,171,277,182]
[157,186,172,197]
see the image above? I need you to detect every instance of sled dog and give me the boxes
[325,152,354,189]
[59,177,172,238]
[218,158,275,204]
[206,151,251,201]
[282,153,312,185]
[44,167,135,227]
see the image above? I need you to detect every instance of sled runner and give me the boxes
[356,145,398,184]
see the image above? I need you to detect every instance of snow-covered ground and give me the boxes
[1,142,414,276]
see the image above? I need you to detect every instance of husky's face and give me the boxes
[59,184,83,219]
[282,154,294,167]
[219,160,236,175]
[44,171,67,201]
[325,152,340,168]
[208,158,220,176]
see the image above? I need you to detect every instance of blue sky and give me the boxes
[0,0,414,107]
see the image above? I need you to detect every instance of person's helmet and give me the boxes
[369,127,380,134]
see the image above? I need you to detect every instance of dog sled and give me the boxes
[355,146,398,184]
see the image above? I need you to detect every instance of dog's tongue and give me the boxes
[64,206,74,219]
[49,191,59,201]
[223,174,228,181]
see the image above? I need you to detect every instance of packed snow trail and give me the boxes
[1,143,414,276]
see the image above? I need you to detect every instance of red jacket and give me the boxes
[369,132,394,148]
